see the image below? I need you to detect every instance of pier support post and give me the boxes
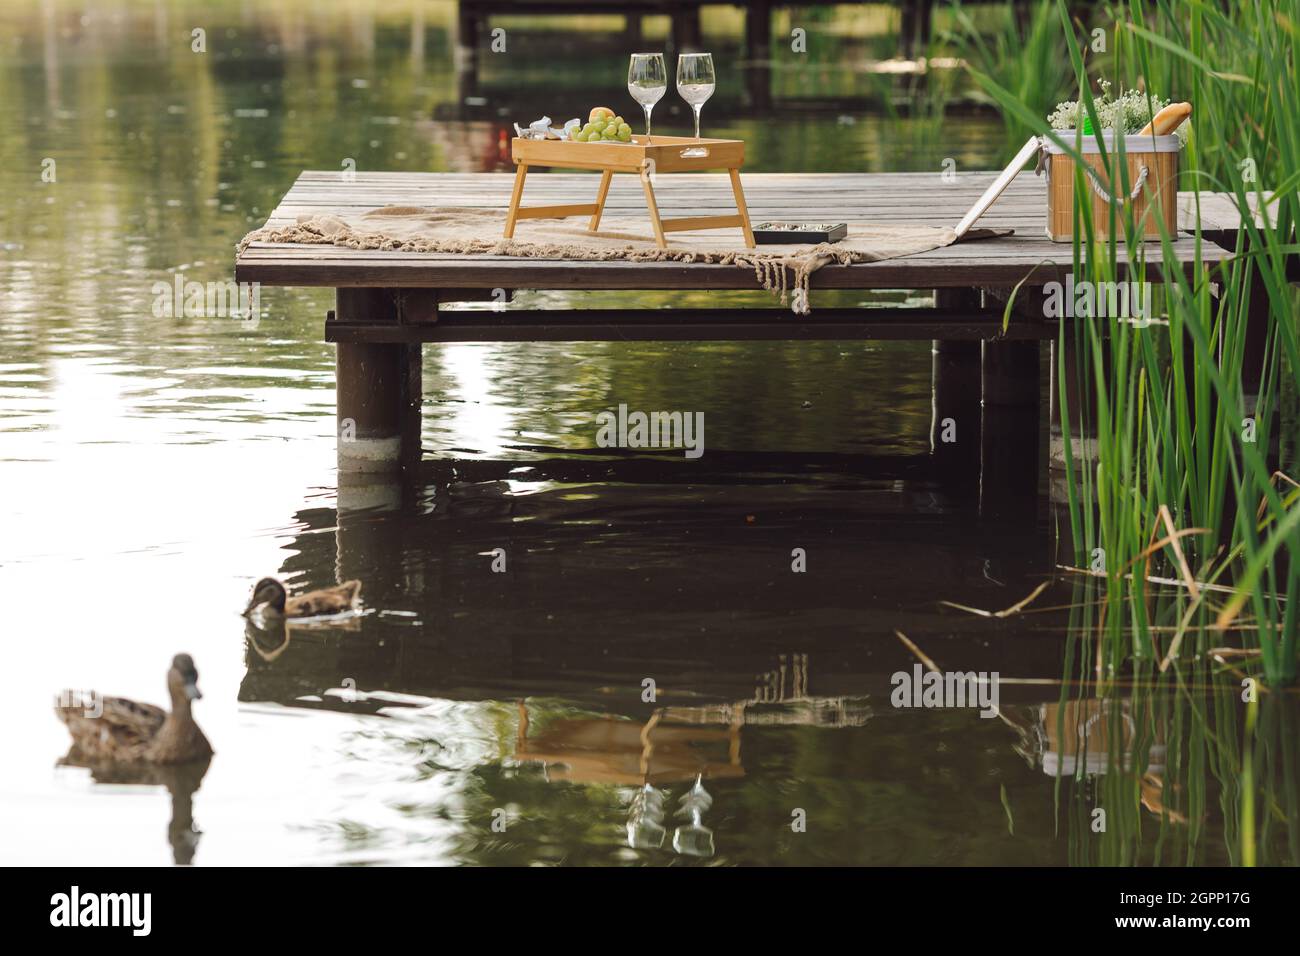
[1048,335,1097,491]
[931,339,982,493]
[671,4,703,54]
[334,289,424,475]
[1242,280,1269,406]
[744,1,772,110]
[410,3,425,71]
[1204,229,1282,470]
[455,4,481,98]
[898,0,934,59]
[1242,279,1284,470]
[336,480,411,610]
[980,339,1040,523]
[1047,328,1101,577]
[982,338,1039,407]
[930,289,983,494]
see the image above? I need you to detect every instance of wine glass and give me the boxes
[676,52,716,140]
[627,53,667,143]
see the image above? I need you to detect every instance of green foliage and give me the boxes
[952,0,1300,687]
[945,0,1077,156]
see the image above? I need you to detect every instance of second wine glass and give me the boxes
[676,53,715,140]
[627,53,667,143]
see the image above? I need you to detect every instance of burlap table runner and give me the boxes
[238,206,960,313]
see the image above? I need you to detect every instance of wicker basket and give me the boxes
[1043,132,1180,242]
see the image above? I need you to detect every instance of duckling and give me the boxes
[243,577,362,619]
[55,654,213,765]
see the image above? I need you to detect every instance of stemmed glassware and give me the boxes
[675,52,716,141]
[627,53,667,143]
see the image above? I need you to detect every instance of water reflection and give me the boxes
[515,702,744,788]
[1000,649,1299,866]
[245,619,293,664]
[56,755,211,865]
[218,462,1300,866]
[223,451,1071,863]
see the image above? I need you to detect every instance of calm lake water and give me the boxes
[1,1,1295,866]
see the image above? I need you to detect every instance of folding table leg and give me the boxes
[589,169,613,231]
[504,163,528,238]
[640,164,667,248]
[729,168,756,248]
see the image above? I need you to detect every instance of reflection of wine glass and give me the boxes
[674,774,713,818]
[628,811,667,849]
[672,808,716,857]
[627,783,667,849]
[633,783,666,814]
[628,53,667,143]
[676,53,716,140]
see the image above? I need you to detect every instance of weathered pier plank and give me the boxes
[237,171,1227,290]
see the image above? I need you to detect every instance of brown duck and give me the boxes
[55,654,213,764]
[243,577,362,619]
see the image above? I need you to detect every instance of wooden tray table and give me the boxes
[505,134,755,249]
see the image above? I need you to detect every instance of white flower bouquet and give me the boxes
[1047,81,1190,144]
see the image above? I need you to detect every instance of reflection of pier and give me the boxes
[453,0,1036,109]
[665,653,873,728]
[515,701,745,785]
[236,456,1067,713]
[512,653,867,786]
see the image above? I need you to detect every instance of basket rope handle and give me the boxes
[1081,708,1136,742]
[1085,162,1149,203]
[1039,141,1150,204]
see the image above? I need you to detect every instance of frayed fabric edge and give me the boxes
[238,218,951,316]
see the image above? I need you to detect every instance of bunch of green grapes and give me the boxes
[572,113,633,143]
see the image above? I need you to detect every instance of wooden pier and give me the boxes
[235,169,1233,486]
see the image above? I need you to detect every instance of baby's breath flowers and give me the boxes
[1047,80,1190,143]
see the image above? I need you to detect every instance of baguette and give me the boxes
[1138,102,1191,137]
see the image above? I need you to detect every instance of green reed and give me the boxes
[1057,656,1300,866]
[959,0,1299,685]
[945,0,1074,150]
[1043,579,1297,866]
